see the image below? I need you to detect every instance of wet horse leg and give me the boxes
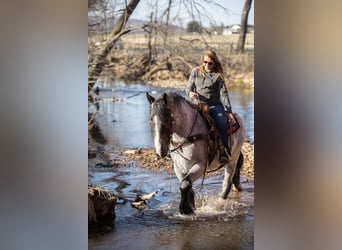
[232,152,243,191]
[221,160,238,199]
[176,162,203,214]
[179,177,195,214]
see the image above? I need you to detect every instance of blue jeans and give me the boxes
[209,103,229,149]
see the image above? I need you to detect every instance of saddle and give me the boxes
[197,103,240,164]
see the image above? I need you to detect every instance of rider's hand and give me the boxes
[189,92,198,99]
[224,105,232,114]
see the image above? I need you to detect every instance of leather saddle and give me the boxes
[197,104,240,164]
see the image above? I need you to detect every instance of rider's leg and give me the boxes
[209,104,231,161]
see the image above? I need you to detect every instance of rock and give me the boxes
[124,149,139,155]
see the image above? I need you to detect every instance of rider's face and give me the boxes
[203,56,214,71]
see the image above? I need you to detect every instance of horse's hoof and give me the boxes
[180,211,195,216]
[233,183,243,192]
[180,207,195,215]
[221,192,228,200]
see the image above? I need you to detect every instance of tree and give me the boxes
[236,0,252,53]
[88,0,141,99]
[186,20,202,33]
[88,0,106,12]
[163,0,173,47]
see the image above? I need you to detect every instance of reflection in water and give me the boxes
[230,88,254,144]
[88,118,107,145]
[89,81,254,249]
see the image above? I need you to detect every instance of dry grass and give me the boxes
[89,33,254,50]
[88,32,254,88]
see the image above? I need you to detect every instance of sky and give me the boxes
[130,0,254,28]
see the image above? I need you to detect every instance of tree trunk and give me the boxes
[163,0,172,47]
[88,0,141,94]
[236,0,252,53]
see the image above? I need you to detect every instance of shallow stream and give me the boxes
[88,81,254,249]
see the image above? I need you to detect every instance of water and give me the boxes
[88,164,254,249]
[89,81,254,147]
[89,81,254,249]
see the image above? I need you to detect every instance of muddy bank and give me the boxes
[122,141,254,181]
[89,141,254,182]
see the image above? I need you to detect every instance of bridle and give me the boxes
[169,108,208,155]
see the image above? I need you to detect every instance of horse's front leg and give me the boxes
[179,176,195,215]
[178,163,203,215]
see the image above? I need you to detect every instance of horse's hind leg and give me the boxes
[233,152,243,192]
[220,158,239,199]
[179,177,195,215]
[221,166,233,199]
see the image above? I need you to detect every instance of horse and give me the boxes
[146,91,246,215]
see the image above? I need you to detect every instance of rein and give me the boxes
[169,110,208,154]
[168,106,210,191]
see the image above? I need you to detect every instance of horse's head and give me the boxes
[146,92,172,158]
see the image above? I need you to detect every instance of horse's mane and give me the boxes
[165,92,199,110]
[151,92,198,129]
[151,93,172,129]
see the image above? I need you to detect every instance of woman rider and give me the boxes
[186,50,233,162]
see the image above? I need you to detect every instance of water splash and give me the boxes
[196,194,249,219]
[157,192,250,222]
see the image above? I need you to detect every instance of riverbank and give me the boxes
[145,72,254,90]
[89,141,254,183]
[92,41,254,90]
[122,141,254,182]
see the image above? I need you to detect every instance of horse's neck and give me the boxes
[172,101,207,139]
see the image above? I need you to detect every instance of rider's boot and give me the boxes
[219,147,231,163]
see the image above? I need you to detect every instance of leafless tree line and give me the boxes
[88,0,253,101]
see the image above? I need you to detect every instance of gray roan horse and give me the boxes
[146,92,246,215]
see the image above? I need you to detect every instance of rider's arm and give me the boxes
[219,78,232,113]
[186,68,198,98]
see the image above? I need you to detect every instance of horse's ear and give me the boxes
[162,93,168,104]
[146,92,155,104]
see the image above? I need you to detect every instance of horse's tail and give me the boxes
[237,151,243,171]
[233,152,244,191]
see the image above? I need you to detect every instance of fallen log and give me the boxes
[88,186,117,223]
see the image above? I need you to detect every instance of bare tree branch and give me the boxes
[88,0,141,96]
